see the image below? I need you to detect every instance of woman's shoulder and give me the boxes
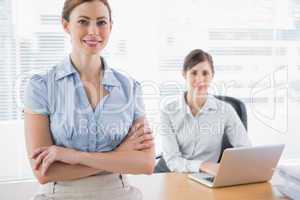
[27,59,68,85]
[210,95,231,107]
[24,62,65,115]
[209,95,239,114]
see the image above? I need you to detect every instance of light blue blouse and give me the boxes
[24,56,145,152]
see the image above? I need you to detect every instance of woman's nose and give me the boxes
[195,75,205,82]
[88,22,99,35]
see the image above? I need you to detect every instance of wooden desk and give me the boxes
[128,173,288,200]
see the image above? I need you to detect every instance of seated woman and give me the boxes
[160,49,251,175]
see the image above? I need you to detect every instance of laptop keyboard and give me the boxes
[192,173,215,182]
[204,176,215,182]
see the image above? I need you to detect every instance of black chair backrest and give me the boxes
[214,95,248,162]
[154,95,248,173]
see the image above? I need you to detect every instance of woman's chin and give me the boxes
[79,44,104,55]
[192,89,207,97]
[82,49,102,56]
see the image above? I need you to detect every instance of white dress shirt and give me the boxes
[160,93,252,173]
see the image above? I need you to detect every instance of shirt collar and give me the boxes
[55,56,76,81]
[55,56,120,87]
[162,93,218,131]
[101,59,120,87]
[184,93,218,115]
[169,93,217,130]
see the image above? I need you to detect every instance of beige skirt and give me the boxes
[32,173,143,200]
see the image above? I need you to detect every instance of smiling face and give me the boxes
[62,0,112,56]
[183,61,213,96]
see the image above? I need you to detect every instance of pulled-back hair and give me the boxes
[62,0,112,22]
[183,49,214,75]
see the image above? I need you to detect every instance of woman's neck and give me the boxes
[70,52,102,80]
[186,91,207,115]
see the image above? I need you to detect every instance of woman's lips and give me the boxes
[83,40,101,47]
[192,83,207,91]
[193,83,206,87]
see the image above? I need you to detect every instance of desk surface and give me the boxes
[128,173,288,200]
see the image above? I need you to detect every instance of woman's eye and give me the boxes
[192,71,197,76]
[78,20,88,25]
[97,20,107,26]
[203,71,209,76]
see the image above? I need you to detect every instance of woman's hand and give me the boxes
[200,162,219,176]
[31,145,80,175]
[115,123,154,152]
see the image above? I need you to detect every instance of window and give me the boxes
[157,0,300,161]
[1,0,299,181]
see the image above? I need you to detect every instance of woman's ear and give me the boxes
[62,18,70,34]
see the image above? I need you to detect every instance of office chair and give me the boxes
[154,95,248,173]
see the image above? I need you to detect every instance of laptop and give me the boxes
[188,144,285,188]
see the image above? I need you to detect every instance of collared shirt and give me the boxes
[160,93,251,173]
[24,56,145,152]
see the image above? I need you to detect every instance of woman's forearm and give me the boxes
[33,160,103,184]
[77,149,155,175]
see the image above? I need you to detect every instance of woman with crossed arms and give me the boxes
[24,0,155,199]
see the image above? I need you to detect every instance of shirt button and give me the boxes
[89,123,97,134]
[79,128,88,136]
[89,138,97,151]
